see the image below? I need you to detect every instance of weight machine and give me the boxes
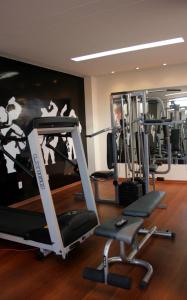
[89,90,174,206]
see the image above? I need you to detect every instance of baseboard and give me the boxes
[156,180,187,183]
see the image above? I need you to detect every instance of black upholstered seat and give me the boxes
[123,191,165,217]
[91,171,114,179]
[94,216,143,245]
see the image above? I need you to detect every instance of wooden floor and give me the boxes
[0,181,187,300]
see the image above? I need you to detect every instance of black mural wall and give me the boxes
[0,56,86,205]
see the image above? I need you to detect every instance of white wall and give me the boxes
[85,62,187,179]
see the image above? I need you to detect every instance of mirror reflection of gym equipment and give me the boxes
[89,87,187,207]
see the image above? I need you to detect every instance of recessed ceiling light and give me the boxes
[136,67,140,70]
[163,63,167,66]
[111,71,115,74]
[71,37,184,62]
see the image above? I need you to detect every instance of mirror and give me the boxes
[147,86,187,165]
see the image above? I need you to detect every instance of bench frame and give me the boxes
[84,191,175,289]
[97,227,156,288]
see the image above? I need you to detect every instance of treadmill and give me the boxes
[0,117,99,258]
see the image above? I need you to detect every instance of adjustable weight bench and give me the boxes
[83,190,175,289]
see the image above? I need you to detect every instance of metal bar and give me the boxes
[37,127,74,135]
[103,239,113,284]
[120,241,126,262]
[120,95,128,179]
[71,126,99,218]
[128,94,135,181]
[110,94,119,204]
[28,129,66,258]
[127,258,153,285]
[138,228,174,238]
[128,226,157,260]
[155,138,172,174]
[143,133,149,194]
[142,91,149,193]
[86,127,112,138]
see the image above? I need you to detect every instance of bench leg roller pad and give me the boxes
[83,267,104,283]
[107,272,131,289]
[83,268,131,289]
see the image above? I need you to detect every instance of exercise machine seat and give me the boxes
[0,207,98,247]
[149,164,158,173]
[91,171,114,180]
[94,216,143,245]
[123,191,165,218]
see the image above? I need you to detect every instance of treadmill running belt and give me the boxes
[0,207,98,247]
[0,206,47,238]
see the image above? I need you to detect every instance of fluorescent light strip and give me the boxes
[71,37,184,62]
[166,91,187,97]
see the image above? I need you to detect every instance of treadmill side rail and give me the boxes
[28,128,66,258]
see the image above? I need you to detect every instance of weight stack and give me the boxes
[118,181,143,207]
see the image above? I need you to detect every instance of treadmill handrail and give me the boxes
[27,117,79,135]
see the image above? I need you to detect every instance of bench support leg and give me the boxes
[103,239,113,284]
[127,258,153,288]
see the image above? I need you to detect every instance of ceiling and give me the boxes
[0,0,187,77]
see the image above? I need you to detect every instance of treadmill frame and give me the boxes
[0,120,99,258]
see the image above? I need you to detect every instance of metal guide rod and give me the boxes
[143,133,149,194]
[128,94,135,181]
[142,90,150,193]
[110,94,119,204]
[135,96,142,177]
[120,95,128,179]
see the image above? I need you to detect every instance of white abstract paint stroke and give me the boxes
[0,97,26,173]
[40,100,59,165]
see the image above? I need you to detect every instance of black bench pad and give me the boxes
[123,191,165,217]
[94,216,143,245]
